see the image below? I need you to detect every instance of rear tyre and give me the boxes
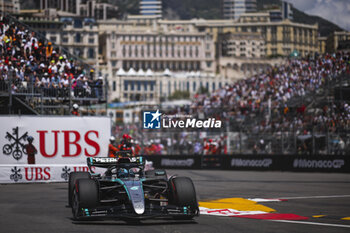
[68,172,90,207]
[169,177,198,220]
[145,169,167,180]
[72,178,99,220]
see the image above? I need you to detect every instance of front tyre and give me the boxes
[72,178,99,220]
[68,172,90,206]
[169,177,198,219]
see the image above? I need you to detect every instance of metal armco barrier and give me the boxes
[144,155,350,173]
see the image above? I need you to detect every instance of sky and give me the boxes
[285,0,350,31]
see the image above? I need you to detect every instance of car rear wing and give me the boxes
[87,156,146,170]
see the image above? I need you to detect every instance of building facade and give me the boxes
[101,29,216,77]
[221,32,266,58]
[192,16,318,57]
[318,36,327,54]
[40,0,80,14]
[59,17,99,67]
[326,31,350,53]
[222,0,257,19]
[140,0,162,18]
[39,0,118,20]
[0,0,20,14]
[109,70,229,103]
[19,12,99,68]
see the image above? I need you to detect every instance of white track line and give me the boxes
[275,195,350,200]
[271,220,350,228]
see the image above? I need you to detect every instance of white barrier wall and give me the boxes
[0,116,111,183]
[0,116,110,164]
[0,164,92,183]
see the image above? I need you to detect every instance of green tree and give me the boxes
[168,90,190,100]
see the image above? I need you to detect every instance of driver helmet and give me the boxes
[122,134,129,140]
[73,103,79,110]
[27,136,34,143]
[109,136,115,143]
[117,168,128,178]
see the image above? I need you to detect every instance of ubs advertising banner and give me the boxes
[0,164,91,183]
[0,116,110,165]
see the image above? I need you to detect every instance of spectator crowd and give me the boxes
[0,15,103,99]
[112,52,350,155]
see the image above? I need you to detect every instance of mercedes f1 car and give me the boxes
[68,156,199,220]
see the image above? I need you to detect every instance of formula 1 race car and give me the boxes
[68,155,199,220]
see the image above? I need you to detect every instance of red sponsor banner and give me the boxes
[0,116,110,164]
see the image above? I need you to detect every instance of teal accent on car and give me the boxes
[111,178,131,200]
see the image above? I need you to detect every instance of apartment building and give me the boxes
[222,0,257,20]
[193,15,318,57]
[140,0,162,18]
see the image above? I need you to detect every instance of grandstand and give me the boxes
[130,53,350,156]
[0,13,107,116]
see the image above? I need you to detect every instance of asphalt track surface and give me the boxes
[1,170,350,233]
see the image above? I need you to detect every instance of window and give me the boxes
[74,48,83,57]
[88,38,94,44]
[168,81,171,96]
[137,81,141,91]
[73,19,83,28]
[50,36,57,42]
[112,61,116,67]
[112,42,115,49]
[75,33,81,43]
[124,81,128,91]
[88,48,95,58]
[113,81,116,91]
